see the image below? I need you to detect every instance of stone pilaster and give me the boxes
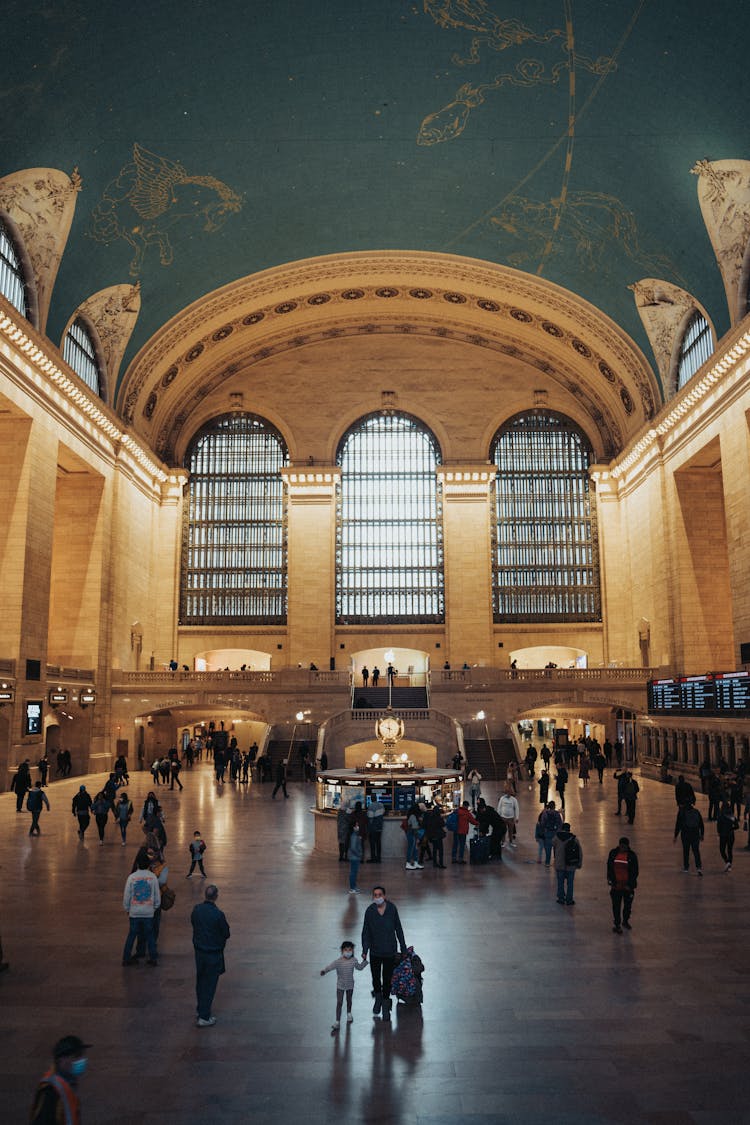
[437,465,494,668]
[282,467,340,670]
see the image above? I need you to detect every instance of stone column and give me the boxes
[282,467,339,670]
[437,465,494,668]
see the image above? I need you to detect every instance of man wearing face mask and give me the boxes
[361,885,407,1022]
[29,1034,90,1124]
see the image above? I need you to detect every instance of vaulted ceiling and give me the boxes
[4,1,747,408]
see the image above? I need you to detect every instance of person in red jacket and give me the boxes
[451,800,478,864]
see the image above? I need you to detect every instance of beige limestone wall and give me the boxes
[719,412,750,662]
[0,414,33,656]
[614,463,674,668]
[284,471,336,669]
[108,471,166,671]
[48,467,106,667]
[441,474,494,667]
[672,466,734,671]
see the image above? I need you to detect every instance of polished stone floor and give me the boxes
[1,760,747,1124]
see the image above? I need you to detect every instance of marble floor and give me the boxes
[0,760,747,1124]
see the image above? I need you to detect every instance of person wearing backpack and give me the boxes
[674,801,704,875]
[553,822,583,905]
[540,801,563,866]
[607,835,639,932]
[623,773,640,824]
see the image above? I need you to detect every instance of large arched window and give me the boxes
[676,311,713,390]
[181,413,288,624]
[63,317,104,398]
[491,411,600,622]
[0,215,30,318]
[336,413,444,624]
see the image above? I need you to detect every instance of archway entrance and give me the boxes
[193,648,272,672]
[509,645,588,670]
[351,647,429,687]
[135,705,269,763]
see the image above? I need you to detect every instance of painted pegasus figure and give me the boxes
[89,143,242,276]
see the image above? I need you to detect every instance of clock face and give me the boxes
[376,715,403,742]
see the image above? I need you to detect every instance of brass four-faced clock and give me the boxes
[375,713,405,745]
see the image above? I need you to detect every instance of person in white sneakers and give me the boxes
[320,940,368,1031]
[404,805,424,870]
[497,785,520,847]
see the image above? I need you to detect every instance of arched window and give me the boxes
[63,317,104,397]
[676,311,713,389]
[181,414,288,624]
[0,215,29,318]
[491,411,600,622]
[336,412,444,624]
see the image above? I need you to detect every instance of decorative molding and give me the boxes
[0,167,81,334]
[70,283,141,392]
[0,301,171,492]
[692,159,750,325]
[629,279,714,396]
[118,253,659,452]
[610,323,750,480]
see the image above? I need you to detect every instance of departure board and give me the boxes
[680,675,715,713]
[714,672,750,714]
[648,671,750,716]
[648,679,682,712]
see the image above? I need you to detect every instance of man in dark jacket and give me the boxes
[674,775,696,807]
[675,802,705,874]
[191,885,231,1027]
[361,885,406,1022]
[11,759,31,812]
[272,758,289,798]
[607,836,639,932]
[72,785,93,840]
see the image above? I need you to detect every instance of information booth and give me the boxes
[312,768,464,858]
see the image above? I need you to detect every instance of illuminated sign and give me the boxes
[24,699,43,735]
[648,672,750,716]
[79,689,97,706]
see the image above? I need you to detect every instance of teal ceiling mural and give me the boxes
[3,0,748,387]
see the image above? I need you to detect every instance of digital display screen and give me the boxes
[24,699,43,735]
[394,784,415,811]
[714,672,750,714]
[648,679,683,712]
[680,675,715,712]
[648,672,750,716]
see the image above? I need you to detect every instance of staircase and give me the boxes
[353,686,429,709]
[463,737,517,782]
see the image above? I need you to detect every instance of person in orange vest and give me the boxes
[29,1034,90,1124]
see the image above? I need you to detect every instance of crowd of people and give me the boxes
[15,726,750,1121]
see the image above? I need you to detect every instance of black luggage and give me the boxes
[469,834,490,865]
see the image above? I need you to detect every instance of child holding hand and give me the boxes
[320,940,367,1031]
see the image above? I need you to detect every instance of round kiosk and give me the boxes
[312,712,464,857]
